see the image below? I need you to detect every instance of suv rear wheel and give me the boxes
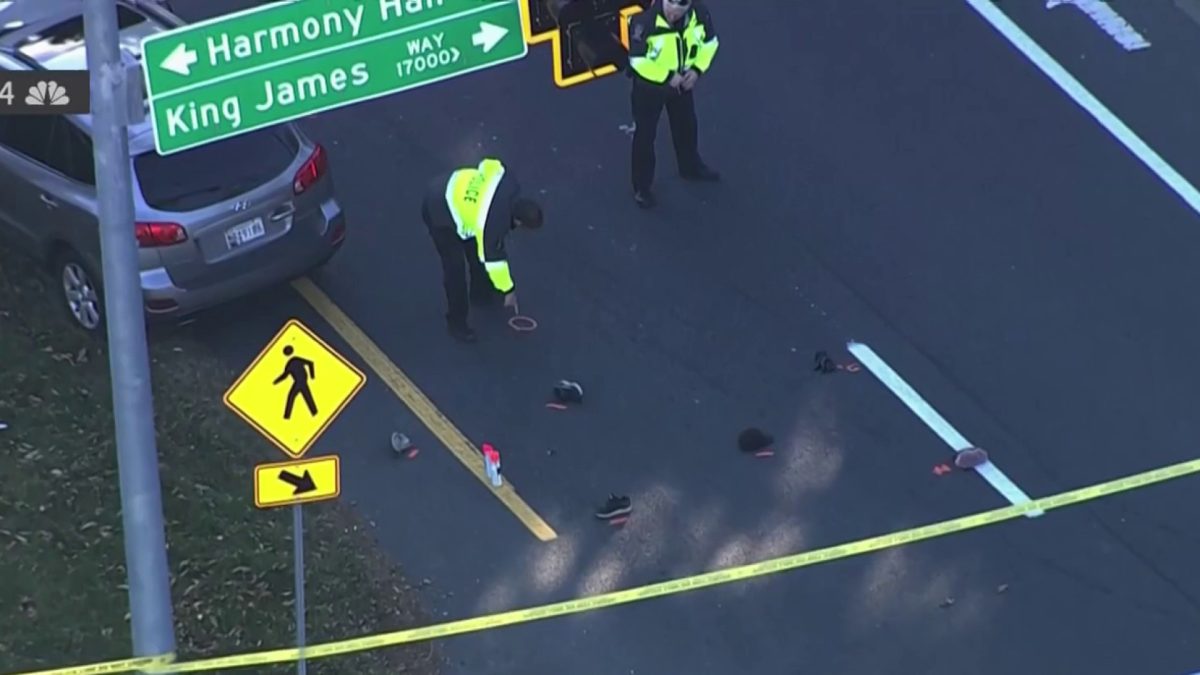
[55,249,105,333]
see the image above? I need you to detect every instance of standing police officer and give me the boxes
[422,158,544,343]
[627,0,720,209]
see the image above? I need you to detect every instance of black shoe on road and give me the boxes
[447,322,477,343]
[634,190,656,209]
[595,494,632,519]
[681,164,721,182]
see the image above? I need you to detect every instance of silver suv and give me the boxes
[0,0,347,332]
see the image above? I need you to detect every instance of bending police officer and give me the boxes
[422,158,544,343]
[627,0,720,209]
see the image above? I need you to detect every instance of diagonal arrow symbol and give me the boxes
[278,469,317,495]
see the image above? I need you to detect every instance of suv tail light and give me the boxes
[135,221,187,248]
[293,144,327,195]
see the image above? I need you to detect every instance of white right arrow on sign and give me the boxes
[160,42,199,76]
[472,22,509,54]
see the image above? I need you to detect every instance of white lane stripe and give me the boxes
[847,341,1044,518]
[1045,0,1151,52]
[963,0,1200,218]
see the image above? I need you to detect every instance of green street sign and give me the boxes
[140,0,528,155]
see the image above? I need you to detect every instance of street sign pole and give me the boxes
[82,0,177,665]
[226,318,352,670]
[293,504,307,675]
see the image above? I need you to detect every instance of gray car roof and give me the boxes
[0,0,186,155]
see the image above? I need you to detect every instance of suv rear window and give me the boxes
[134,129,297,211]
[16,5,149,70]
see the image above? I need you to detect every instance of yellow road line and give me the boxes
[291,277,557,541]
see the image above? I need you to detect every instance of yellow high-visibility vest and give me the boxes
[629,9,719,84]
[444,158,514,293]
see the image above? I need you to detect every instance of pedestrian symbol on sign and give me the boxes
[224,319,365,458]
[274,345,317,419]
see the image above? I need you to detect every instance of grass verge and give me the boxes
[0,246,440,675]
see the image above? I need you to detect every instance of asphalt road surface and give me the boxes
[171,1,1200,673]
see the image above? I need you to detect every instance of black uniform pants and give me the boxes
[424,203,493,327]
[631,84,702,193]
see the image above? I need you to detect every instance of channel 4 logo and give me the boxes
[0,70,90,114]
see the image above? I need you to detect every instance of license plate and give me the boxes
[225,218,265,249]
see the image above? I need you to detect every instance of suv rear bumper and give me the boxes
[140,199,345,321]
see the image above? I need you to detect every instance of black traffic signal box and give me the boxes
[537,0,648,81]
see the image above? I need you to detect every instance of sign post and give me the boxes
[225,319,362,673]
[140,0,529,154]
[253,455,341,675]
[293,504,307,675]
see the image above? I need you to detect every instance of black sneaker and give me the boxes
[633,189,656,209]
[553,380,584,404]
[446,322,477,343]
[594,494,632,519]
[681,164,720,182]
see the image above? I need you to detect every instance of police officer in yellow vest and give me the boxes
[627,0,720,209]
[422,159,544,343]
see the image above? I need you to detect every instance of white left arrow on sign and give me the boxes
[160,42,199,76]
[471,22,509,53]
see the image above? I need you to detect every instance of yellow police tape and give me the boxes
[12,457,1200,675]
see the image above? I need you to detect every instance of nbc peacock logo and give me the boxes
[24,80,70,107]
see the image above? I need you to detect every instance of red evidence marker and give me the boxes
[508,315,538,332]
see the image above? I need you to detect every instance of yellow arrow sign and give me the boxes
[254,455,341,509]
[224,319,366,459]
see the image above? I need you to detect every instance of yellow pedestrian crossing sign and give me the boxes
[224,319,365,458]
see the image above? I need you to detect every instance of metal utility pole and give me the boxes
[82,0,177,662]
